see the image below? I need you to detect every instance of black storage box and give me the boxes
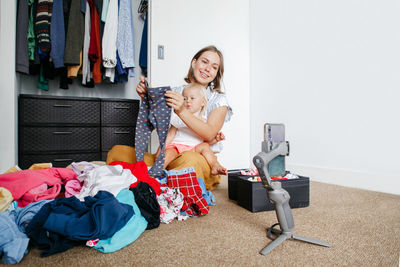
[228,169,310,213]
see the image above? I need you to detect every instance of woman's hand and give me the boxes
[136,76,149,98]
[165,90,185,114]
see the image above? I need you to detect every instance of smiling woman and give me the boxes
[107,46,233,190]
[138,45,232,152]
[165,46,231,146]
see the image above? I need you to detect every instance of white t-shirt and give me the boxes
[171,85,233,153]
[170,112,205,147]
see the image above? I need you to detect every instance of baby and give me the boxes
[163,83,227,175]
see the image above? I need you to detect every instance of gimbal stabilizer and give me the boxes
[253,127,331,255]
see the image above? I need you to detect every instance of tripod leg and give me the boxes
[291,233,331,247]
[260,233,289,255]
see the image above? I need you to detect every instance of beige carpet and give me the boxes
[4,176,400,267]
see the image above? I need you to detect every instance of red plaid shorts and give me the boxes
[167,168,209,216]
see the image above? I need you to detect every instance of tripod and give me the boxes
[253,142,331,255]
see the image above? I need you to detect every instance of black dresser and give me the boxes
[18,94,139,169]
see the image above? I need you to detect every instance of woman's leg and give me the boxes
[194,143,227,175]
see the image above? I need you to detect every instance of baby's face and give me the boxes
[183,87,205,114]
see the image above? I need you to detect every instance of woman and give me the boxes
[136,45,232,153]
[108,46,232,190]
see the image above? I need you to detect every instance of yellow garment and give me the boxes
[0,187,13,212]
[28,163,53,170]
[67,50,83,78]
[3,165,22,174]
[106,145,221,190]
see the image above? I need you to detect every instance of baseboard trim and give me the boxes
[287,163,399,195]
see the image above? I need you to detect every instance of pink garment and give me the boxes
[165,143,195,154]
[0,168,78,207]
[27,183,48,194]
[65,180,83,197]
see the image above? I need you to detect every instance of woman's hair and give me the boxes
[184,45,224,94]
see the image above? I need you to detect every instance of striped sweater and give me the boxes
[35,0,53,53]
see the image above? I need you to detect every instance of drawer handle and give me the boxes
[52,131,73,135]
[115,131,130,134]
[114,106,130,109]
[53,159,73,162]
[53,104,72,107]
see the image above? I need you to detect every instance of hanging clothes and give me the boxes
[102,0,118,82]
[64,0,84,65]
[139,14,148,76]
[50,0,65,69]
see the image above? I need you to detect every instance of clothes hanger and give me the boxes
[138,0,148,14]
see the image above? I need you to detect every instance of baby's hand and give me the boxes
[215,132,225,142]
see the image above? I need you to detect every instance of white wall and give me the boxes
[250,0,400,194]
[0,1,18,173]
[149,0,251,169]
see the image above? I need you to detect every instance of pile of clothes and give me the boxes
[0,160,215,264]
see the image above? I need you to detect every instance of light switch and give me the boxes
[158,45,164,60]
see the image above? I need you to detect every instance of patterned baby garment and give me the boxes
[135,86,172,178]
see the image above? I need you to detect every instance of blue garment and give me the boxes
[139,15,147,70]
[94,189,147,253]
[11,200,50,233]
[5,201,18,212]
[26,191,133,257]
[0,200,48,264]
[43,191,133,241]
[114,51,128,83]
[0,213,29,264]
[117,0,135,69]
[50,0,65,68]
[197,178,216,206]
[80,0,86,13]
[156,170,168,185]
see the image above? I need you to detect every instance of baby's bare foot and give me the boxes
[211,163,228,175]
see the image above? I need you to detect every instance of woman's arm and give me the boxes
[136,76,149,98]
[165,90,227,142]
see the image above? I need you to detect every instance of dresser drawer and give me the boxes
[20,127,100,152]
[101,99,139,126]
[101,127,135,151]
[19,152,101,169]
[19,96,100,126]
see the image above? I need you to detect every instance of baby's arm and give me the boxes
[165,126,177,146]
[207,132,225,145]
[156,126,177,157]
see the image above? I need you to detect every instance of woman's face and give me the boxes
[192,51,220,86]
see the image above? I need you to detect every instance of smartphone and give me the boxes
[262,123,286,176]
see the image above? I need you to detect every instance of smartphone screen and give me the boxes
[264,124,286,176]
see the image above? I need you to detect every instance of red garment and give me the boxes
[271,177,288,180]
[0,168,78,207]
[88,0,102,83]
[88,0,99,63]
[167,170,209,216]
[109,161,161,195]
